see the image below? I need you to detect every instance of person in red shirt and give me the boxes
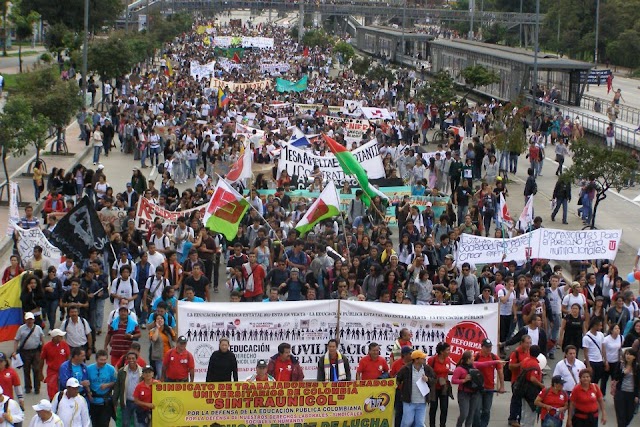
[534,375,569,426]
[242,253,266,302]
[390,346,413,427]
[390,328,413,363]
[427,342,454,427]
[0,352,23,408]
[267,343,304,381]
[133,365,158,427]
[356,342,389,381]
[162,336,194,382]
[113,342,147,370]
[473,339,505,427]
[568,369,607,427]
[507,334,532,427]
[38,329,70,400]
[247,360,275,381]
[520,345,544,426]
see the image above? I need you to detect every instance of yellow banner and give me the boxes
[152,380,395,427]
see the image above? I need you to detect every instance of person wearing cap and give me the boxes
[105,304,141,367]
[161,336,194,382]
[39,329,70,400]
[0,384,24,427]
[86,349,116,427]
[473,338,505,427]
[13,311,45,395]
[474,285,497,304]
[390,346,414,427]
[246,360,275,382]
[534,375,569,427]
[0,352,23,410]
[51,378,90,427]
[132,365,158,427]
[29,399,63,427]
[396,350,436,427]
[277,267,306,301]
[317,339,351,382]
[390,329,413,364]
[113,352,143,427]
[267,343,304,382]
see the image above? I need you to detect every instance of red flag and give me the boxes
[303,46,309,57]
[232,52,241,64]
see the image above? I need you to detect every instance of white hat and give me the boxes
[66,378,80,388]
[97,164,105,170]
[24,312,35,320]
[49,329,66,338]
[32,399,52,412]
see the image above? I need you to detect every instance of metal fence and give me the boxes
[580,94,640,127]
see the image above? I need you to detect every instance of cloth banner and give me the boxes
[294,103,343,116]
[49,196,109,261]
[278,139,385,185]
[213,36,274,49]
[177,300,339,381]
[325,117,371,144]
[361,107,393,120]
[97,210,128,233]
[210,78,271,91]
[276,75,308,93]
[135,197,207,234]
[259,61,291,74]
[11,222,62,265]
[6,181,19,237]
[458,228,622,263]
[151,380,394,427]
[189,61,216,78]
[216,58,242,73]
[178,300,498,380]
[342,100,364,116]
[213,47,244,58]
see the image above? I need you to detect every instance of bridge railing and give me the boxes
[580,94,640,127]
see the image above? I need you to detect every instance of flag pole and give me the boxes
[244,191,290,262]
[339,211,352,268]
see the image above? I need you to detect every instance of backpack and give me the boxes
[512,367,536,398]
[481,193,495,215]
[109,278,121,303]
[503,349,520,382]
[63,317,89,335]
[464,365,485,391]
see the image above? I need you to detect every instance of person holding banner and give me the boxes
[267,343,304,382]
[316,339,351,382]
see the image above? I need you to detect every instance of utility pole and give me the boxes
[532,0,540,118]
[594,0,600,66]
[469,0,474,39]
[401,0,407,60]
[81,0,89,105]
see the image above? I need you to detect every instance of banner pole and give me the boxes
[335,299,342,342]
[340,213,351,268]
[246,197,290,262]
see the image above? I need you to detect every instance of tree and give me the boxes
[459,65,501,98]
[565,139,637,229]
[333,41,355,68]
[20,0,122,32]
[367,66,394,85]
[351,56,371,76]
[88,33,133,105]
[489,103,530,180]
[418,70,458,126]
[9,0,41,73]
[302,29,333,49]
[0,0,9,57]
[0,97,32,191]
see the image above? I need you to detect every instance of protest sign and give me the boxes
[294,103,343,116]
[151,380,394,427]
[278,139,385,185]
[342,100,364,116]
[210,78,271,91]
[97,209,128,233]
[325,117,371,144]
[458,232,537,264]
[259,61,290,74]
[361,107,393,120]
[189,60,216,78]
[135,197,207,234]
[11,222,62,265]
[6,181,19,237]
[177,300,339,381]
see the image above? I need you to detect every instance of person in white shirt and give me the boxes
[148,225,170,255]
[582,317,605,386]
[56,259,75,283]
[601,323,624,396]
[51,378,90,427]
[60,307,92,355]
[110,265,139,312]
[143,267,168,315]
[552,345,585,394]
[145,243,165,272]
[561,282,589,318]
[29,399,64,427]
[0,385,24,427]
[111,250,137,280]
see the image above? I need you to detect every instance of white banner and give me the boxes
[11,222,62,265]
[458,228,622,263]
[6,181,19,237]
[178,300,339,381]
[210,78,272,91]
[213,36,274,49]
[325,117,371,144]
[339,301,499,376]
[342,100,364,117]
[216,58,242,73]
[134,197,207,234]
[278,139,385,185]
[259,62,290,74]
[361,107,393,120]
[189,61,216,78]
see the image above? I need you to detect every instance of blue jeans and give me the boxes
[401,402,427,427]
[473,390,494,427]
[95,299,105,332]
[551,198,568,223]
[93,146,101,163]
[122,400,136,427]
[457,390,480,427]
[140,149,148,167]
[151,146,161,165]
[509,154,519,173]
[580,195,592,223]
[45,299,58,330]
[508,392,522,423]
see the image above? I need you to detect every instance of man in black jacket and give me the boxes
[317,339,351,382]
[396,350,436,427]
[502,314,548,357]
[524,168,537,203]
[551,176,571,224]
[205,338,238,382]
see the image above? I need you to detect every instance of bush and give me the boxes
[39,52,52,63]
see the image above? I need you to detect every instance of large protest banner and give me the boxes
[178,300,498,380]
[152,380,395,427]
[210,78,272,91]
[338,301,499,375]
[458,228,622,263]
[11,222,62,265]
[178,300,339,381]
[135,197,207,233]
[278,139,385,185]
[189,61,216,78]
[325,117,371,144]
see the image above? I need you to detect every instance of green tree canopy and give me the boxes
[459,65,501,94]
[20,0,122,32]
[88,33,133,83]
[0,96,34,186]
[302,29,333,49]
[333,41,355,67]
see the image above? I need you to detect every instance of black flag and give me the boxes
[50,196,108,260]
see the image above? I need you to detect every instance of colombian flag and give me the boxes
[218,88,230,107]
[0,273,24,342]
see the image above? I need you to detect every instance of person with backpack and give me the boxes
[60,307,92,359]
[524,168,537,204]
[0,384,24,427]
[452,349,504,427]
[514,345,544,427]
[51,377,90,427]
[473,339,506,427]
[109,265,139,313]
[534,375,569,427]
[395,350,436,427]
[506,334,531,427]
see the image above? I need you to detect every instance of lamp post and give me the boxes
[469,0,475,39]
[81,0,89,106]
[532,0,540,116]
[594,0,600,66]
[401,0,407,61]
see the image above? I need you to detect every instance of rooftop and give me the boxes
[431,39,593,70]
[361,25,436,40]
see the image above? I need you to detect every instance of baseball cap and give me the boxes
[177,336,187,343]
[24,312,35,320]
[401,346,413,355]
[126,182,132,187]
[481,339,493,348]
[97,164,104,170]
[551,375,566,385]
[66,378,80,388]
[256,359,268,368]
[426,202,433,207]
[142,365,155,373]
[290,267,299,273]
[49,329,67,338]
[411,350,427,360]
[33,399,53,412]
[0,353,7,362]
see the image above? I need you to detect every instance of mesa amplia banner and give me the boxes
[152,380,395,427]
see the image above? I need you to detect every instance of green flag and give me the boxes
[275,75,308,93]
[294,181,341,236]
[203,179,250,240]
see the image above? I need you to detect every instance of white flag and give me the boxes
[518,195,534,231]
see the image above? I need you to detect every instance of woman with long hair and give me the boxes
[149,313,176,378]
[427,342,454,427]
[611,349,640,427]
[2,255,23,284]
[568,369,606,427]
[601,323,623,396]
[20,274,45,326]
[558,303,586,358]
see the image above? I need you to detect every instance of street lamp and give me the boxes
[532,0,540,116]
[81,0,89,106]
[594,0,600,66]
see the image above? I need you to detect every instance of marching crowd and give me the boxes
[1,17,640,427]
